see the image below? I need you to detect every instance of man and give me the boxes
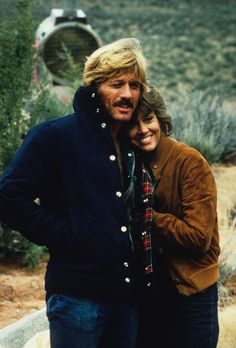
[0,38,148,347]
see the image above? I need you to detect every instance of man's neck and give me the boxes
[110,122,121,142]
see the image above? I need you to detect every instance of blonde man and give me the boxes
[0,38,148,347]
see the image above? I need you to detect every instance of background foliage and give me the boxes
[30,0,236,101]
[0,0,71,266]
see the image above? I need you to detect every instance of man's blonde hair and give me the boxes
[83,38,148,90]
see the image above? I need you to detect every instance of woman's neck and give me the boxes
[142,148,159,168]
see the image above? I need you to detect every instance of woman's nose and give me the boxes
[138,121,148,134]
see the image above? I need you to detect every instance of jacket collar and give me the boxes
[73,85,112,125]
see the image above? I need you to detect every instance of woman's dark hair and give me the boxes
[138,85,173,135]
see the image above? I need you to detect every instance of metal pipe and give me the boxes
[63,0,77,9]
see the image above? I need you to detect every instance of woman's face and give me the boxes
[128,111,161,152]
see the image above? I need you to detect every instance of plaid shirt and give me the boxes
[132,163,153,281]
[141,164,153,276]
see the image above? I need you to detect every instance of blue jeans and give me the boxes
[138,264,219,348]
[46,293,138,348]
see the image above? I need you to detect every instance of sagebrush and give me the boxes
[171,89,236,163]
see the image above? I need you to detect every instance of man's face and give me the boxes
[98,73,141,123]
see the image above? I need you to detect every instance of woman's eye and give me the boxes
[145,116,154,122]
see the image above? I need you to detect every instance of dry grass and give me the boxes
[212,164,236,230]
[214,165,236,347]
[218,305,236,348]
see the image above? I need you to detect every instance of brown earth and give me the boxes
[0,261,46,329]
[0,165,236,329]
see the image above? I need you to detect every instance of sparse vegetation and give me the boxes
[218,305,236,348]
[29,0,236,102]
[171,89,236,163]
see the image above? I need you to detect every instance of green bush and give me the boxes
[0,0,35,174]
[0,0,73,267]
[171,89,236,164]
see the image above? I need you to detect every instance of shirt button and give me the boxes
[121,226,127,232]
[109,155,116,161]
[143,198,148,203]
[125,277,131,283]
[116,191,122,197]
[101,123,106,128]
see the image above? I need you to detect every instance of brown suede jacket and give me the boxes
[150,134,220,296]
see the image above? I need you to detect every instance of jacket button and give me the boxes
[116,191,122,197]
[174,278,181,285]
[92,93,95,98]
[123,262,129,267]
[101,123,106,128]
[121,226,127,232]
[109,155,116,161]
[96,108,100,113]
[128,153,132,157]
[125,277,131,283]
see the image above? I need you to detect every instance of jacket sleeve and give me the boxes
[0,123,71,248]
[152,152,217,254]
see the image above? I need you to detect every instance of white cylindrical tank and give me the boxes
[35,9,102,85]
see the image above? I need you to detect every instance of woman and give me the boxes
[128,86,220,348]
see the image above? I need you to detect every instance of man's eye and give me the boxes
[111,83,122,88]
[130,82,141,90]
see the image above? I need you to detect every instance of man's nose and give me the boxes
[120,83,132,98]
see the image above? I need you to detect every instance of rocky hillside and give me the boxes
[31,0,236,101]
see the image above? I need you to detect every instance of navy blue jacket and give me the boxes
[0,86,142,301]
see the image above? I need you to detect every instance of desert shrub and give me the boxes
[57,44,83,87]
[171,89,236,163]
[228,203,236,225]
[218,305,236,348]
[0,227,47,268]
[26,83,72,128]
[219,215,236,286]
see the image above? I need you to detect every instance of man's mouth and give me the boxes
[113,99,134,109]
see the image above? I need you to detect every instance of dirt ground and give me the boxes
[0,261,46,329]
[0,165,236,329]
